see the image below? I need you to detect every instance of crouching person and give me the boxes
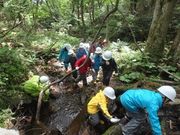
[87,87,120,133]
[118,85,176,135]
[22,75,50,99]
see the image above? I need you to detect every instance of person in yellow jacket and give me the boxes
[87,86,120,128]
[23,75,50,97]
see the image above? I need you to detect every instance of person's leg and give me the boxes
[81,73,88,86]
[75,74,83,83]
[64,63,68,70]
[92,69,97,81]
[102,70,108,86]
[95,70,99,80]
[122,111,146,135]
[72,69,77,79]
[103,70,113,86]
[88,113,100,126]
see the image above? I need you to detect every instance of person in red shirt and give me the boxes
[75,55,92,86]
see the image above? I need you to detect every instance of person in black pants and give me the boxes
[66,49,77,79]
[101,50,118,86]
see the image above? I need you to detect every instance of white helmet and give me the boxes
[64,43,71,51]
[84,43,90,50]
[95,47,102,54]
[79,42,84,48]
[39,76,49,84]
[102,50,112,61]
[68,49,74,55]
[103,87,116,100]
[157,86,176,102]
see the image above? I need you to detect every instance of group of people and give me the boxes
[58,41,118,87]
[58,42,177,134]
[87,85,177,135]
[22,41,177,135]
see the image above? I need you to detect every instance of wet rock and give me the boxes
[47,91,83,133]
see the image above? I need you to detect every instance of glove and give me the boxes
[75,67,79,70]
[110,117,120,123]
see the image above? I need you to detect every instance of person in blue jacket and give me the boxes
[76,43,87,59]
[58,43,71,70]
[118,85,176,135]
[92,47,103,83]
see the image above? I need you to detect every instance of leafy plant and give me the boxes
[110,42,157,83]
[0,109,14,127]
[0,47,29,88]
[119,72,145,83]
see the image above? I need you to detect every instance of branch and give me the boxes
[149,78,179,85]
[0,21,22,38]
[92,0,119,43]
[118,10,145,56]
[158,66,180,81]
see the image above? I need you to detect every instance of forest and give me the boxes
[0,0,180,135]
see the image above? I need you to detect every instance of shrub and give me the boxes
[0,47,29,88]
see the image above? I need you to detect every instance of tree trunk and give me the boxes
[145,0,177,62]
[89,0,92,24]
[89,0,95,24]
[77,1,80,26]
[0,0,3,8]
[170,28,180,64]
[71,0,75,13]
[80,0,86,39]
[80,0,85,27]
[105,5,110,40]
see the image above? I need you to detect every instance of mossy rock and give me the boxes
[103,124,122,135]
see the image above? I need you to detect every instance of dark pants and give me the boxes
[75,73,87,86]
[102,70,113,86]
[92,69,99,81]
[122,111,146,135]
[88,112,111,134]
[72,68,77,79]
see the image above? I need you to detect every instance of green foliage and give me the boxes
[0,47,29,88]
[3,0,31,21]
[119,72,145,83]
[0,109,14,127]
[110,41,157,83]
[159,65,179,81]
[160,65,177,72]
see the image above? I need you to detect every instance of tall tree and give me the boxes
[168,28,180,64]
[145,0,177,61]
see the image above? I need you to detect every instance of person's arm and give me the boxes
[99,96,112,118]
[147,107,162,135]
